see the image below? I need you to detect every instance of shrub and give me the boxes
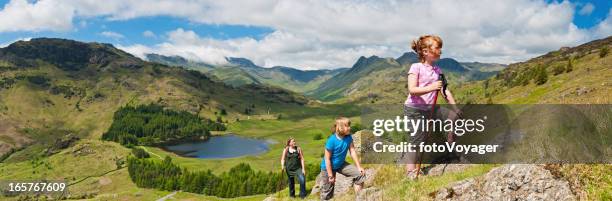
[313,133,323,140]
[350,123,363,133]
[552,64,565,75]
[534,66,548,85]
[600,46,609,58]
[132,147,150,158]
[566,59,573,73]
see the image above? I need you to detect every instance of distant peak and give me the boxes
[398,52,417,58]
[353,55,383,68]
[226,57,259,68]
[146,53,187,63]
[396,52,419,65]
[1,37,141,70]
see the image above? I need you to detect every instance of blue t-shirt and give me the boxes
[320,133,353,171]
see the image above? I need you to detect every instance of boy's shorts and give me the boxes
[319,163,366,200]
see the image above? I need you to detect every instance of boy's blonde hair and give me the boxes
[411,35,443,62]
[331,117,351,135]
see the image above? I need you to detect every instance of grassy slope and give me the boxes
[454,37,611,104]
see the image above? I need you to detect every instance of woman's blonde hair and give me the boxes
[411,35,443,62]
[331,117,351,135]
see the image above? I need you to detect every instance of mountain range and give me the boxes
[148,52,506,102]
[147,53,348,93]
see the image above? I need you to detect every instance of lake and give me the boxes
[162,134,270,159]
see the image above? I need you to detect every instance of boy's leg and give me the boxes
[337,163,366,192]
[297,168,307,199]
[319,170,335,200]
[287,172,296,197]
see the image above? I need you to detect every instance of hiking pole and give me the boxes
[415,74,447,179]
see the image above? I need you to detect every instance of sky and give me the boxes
[0,0,610,70]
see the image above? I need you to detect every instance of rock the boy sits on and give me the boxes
[319,117,366,200]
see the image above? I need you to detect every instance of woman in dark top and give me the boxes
[280,137,306,199]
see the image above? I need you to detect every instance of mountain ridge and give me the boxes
[309,52,507,102]
[146,53,348,93]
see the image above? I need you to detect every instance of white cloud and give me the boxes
[116,43,152,59]
[143,30,156,38]
[100,31,124,40]
[0,0,73,32]
[592,8,612,39]
[579,3,595,16]
[120,28,401,70]
[1,0,610,69]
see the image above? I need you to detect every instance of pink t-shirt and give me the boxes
[404,62,442,110]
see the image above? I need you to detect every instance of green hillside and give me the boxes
[454,36,612,104]
[0,38,308,163]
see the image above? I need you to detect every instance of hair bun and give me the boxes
[411,39,419,53]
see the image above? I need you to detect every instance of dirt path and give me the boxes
[140,146,163,159]
[157,191,178,201]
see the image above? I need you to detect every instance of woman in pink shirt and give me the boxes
[404,35,461,179]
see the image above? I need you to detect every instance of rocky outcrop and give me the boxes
[433,164,576,201]
[356,187,383,201]
[44,133,80,156]
[310,168,377,198]
[426,164,475,177]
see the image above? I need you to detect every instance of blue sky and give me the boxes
[0,0,610,69]
[0,15,273,46]
[570,0,612,28]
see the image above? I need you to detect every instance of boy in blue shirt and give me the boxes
[319,117,366,200]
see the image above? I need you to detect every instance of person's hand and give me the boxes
[328,176,335,184]
[281,166,284,171]
[302,169,306,176]
[429,81,443,91]
[358,167,365,176]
